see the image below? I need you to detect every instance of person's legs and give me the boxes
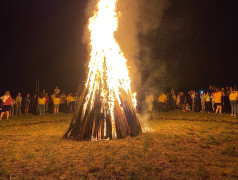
[148,103,153,112]
[27,106,29,115]
[39,105,43,115]
[16,105,19,115]
[230,101,235,116]
[42,104,45,115]
[205,102,209,112]
[234,101,237,116]
[0,112,5,120]
[54,107,56,114]
[202,102,205,111]
[192,103,195,112]
[216,105,222,114]
[19,105,21,116]
[46,103,48,112]
[6,111,9,120]
[194,103,197,112]
[215,104,218,114]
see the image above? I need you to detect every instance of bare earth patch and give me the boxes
[0,111,238,179]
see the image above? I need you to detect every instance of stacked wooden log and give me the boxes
[63,87,142,141]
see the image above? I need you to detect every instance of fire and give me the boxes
[86,0,135,138]
[63,0,142,141]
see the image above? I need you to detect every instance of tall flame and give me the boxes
[81,0,136,140]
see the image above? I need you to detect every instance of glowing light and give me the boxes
[82,0,137,139]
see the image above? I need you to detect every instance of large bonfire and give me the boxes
[63,0,142,140]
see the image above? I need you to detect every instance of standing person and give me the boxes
[54,86,60,95]
[38,93,46,116]
[24,93,31,115]
[223,91,231,113]
[0,91,12,120]
[158,92,167,112]
[171,89,176,110]
[194,92,201,112]
[214,88,222,114]
[190,91,195,112]
[180,92,186,110]
[60,92,67,113]
[200,92,206,112]
[42,89,46,96]
[74,92,80,111]
[205,92,212,113]
[186,92,192,111]
[10,98,15,116]
[67,93,75,113]
[229,88,237,117]
[53,94,61,115]
[15,92,22,116]
[176,92,181,109]
[71,93,76,112]
[31,94,38,115]
[211,92,215,112]
[45,92,49,113]
[50,91,56,113]
[145,93,154,112]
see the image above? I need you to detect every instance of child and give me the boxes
[183,103,191,112]
[10,98,15,116]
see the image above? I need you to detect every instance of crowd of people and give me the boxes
[0,86,80,120]
[1,85,238,121]
[146,85,238,117]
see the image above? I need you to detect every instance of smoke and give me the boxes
[83,0,170,97]
[115,0,170,94]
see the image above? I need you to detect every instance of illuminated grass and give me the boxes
[0,111,238,179]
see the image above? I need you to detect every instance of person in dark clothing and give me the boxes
[31,94,38,115]
[186,92,192,109]
[194,92,201,112]
[180,92,186,110]
[222,91,231,113]
[208,85,213,94]
[24,93,31,115]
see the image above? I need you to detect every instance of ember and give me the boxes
[63,0,142,140]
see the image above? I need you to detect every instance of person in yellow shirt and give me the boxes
[38,93,46,116]
[158,92,167,112]
[67,93,75,113]
[205,92,212,112]
[229,88,237,117]
[53,94,61,115]
[213,89,222,114]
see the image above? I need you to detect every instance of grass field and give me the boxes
[0,111,238,179]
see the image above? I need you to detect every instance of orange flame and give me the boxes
[82,0,136,140]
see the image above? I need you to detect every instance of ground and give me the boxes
[0,111,238,179]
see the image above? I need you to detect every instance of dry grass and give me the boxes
[0,111,238,179]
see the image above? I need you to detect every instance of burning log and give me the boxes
[63,87,142,140]
[63,0,142,140]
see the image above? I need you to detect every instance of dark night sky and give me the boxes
[0,0,238,96]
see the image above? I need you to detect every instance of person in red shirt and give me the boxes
[45,92,50,113]
[0,91,12,120]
